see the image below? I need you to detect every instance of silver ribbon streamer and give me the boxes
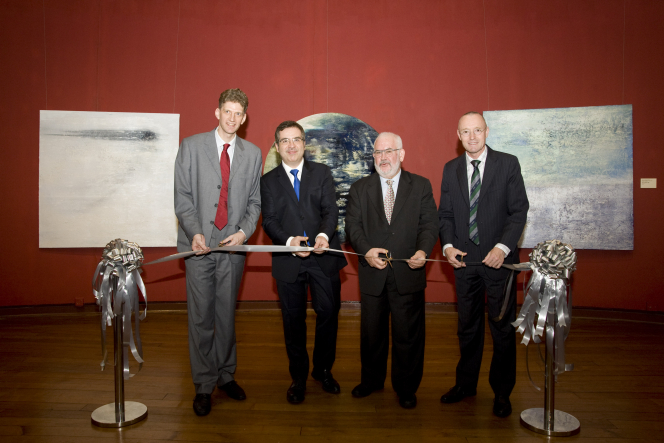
[92,239,147,379]
[512,240,576,389]
[143,244,510,267]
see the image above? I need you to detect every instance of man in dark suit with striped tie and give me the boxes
[261,120,347,405]
[438,112,529,418]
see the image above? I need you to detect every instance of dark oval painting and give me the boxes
[264,113,378,243]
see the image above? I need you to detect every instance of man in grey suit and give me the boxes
[174,88,262,416]
[438,112,529,418]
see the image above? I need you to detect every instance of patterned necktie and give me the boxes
[290,169,307,241]
[214,143,231,229]
[469,160,481,245]
[385,179,395,224]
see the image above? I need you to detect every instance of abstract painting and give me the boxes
[264,113,378,242]
[39,110,180,248]
[484,105,633,250]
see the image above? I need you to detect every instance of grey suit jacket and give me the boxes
[174,129,262,259]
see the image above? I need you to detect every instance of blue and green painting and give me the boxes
[264,113,378,243]
[485,105,633,250]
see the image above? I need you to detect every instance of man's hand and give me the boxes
[407,250,427,269]
[290,236,310,258]
[444,246,466,268]
[482,247,505,269]
[219,231,247,255]
[192,234,211,255]
[313,236,329,254]
[366,247,389,270]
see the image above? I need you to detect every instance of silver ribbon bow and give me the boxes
[512,240,576,388]
[92,239,147,379]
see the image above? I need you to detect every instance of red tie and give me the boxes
[214,143,231,229]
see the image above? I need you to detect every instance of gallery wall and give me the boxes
[1,0,662,311]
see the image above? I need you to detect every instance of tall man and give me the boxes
[174,89,262,416]
[438,112,529,418]
[261,121,347,404]
[345,132,438,409]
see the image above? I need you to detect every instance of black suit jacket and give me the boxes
[438,146,529,279]
[261,160,347,283]
[345,170,439,296]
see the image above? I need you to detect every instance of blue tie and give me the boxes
[290,169,308,243]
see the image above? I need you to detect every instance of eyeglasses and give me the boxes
[372,148,401,158]
[278,137,305,146]
[459,128,486,137]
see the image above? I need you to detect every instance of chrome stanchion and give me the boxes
[91,275,148,428]
[519,310,580,436]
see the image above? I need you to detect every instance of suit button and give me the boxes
[300,215,305,220]
[214,203,218,207]
[217,185,221,189]
[210,221,214,225]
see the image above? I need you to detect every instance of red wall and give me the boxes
[1,0,662,311]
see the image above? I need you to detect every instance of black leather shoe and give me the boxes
[351,383,382,398]
[493,395,512,417]
[398,393,417,409]
[287,381,306,404]
[193,393,212,416]
[218,380,246,401]
[312,369,341,394]
[440,385,477,403]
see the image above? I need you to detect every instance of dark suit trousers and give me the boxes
[360,267,425,397]
[454,241,517,397]
[185,226,244,395]
[276,256,341,382]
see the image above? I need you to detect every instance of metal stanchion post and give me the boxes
[520,308,580,436]
[91,275,148,428]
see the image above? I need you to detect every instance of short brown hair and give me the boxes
[274,120,305,144]
[218,88,249,113]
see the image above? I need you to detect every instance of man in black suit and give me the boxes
[345,132,438,409]
[438,112,529,418]
[261,120,347,404]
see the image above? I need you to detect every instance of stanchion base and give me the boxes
[91,401,148,428]
[520,408,580,437]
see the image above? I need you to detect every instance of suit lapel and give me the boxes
[479,146,495,205]
[391,170,412,221]
[456,157,470,207]
[229,137,246,183]
[367,173,388,225]
[205,129,221,180]
[276,163,300,205]
[299,160,312,205]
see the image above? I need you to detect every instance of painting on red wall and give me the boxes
[485,105,633,250]
[39,110,180,248]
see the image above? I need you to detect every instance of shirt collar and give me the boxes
[214,128,236,150]
[281,158,305,175]
[379,168,402,185]
[465,145,488,166]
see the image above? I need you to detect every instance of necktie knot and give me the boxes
[290,169,298,178]
[471,159,480,169]
[223,143,230,153]
[386,179,393,187]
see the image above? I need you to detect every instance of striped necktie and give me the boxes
[469,160,481,245]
